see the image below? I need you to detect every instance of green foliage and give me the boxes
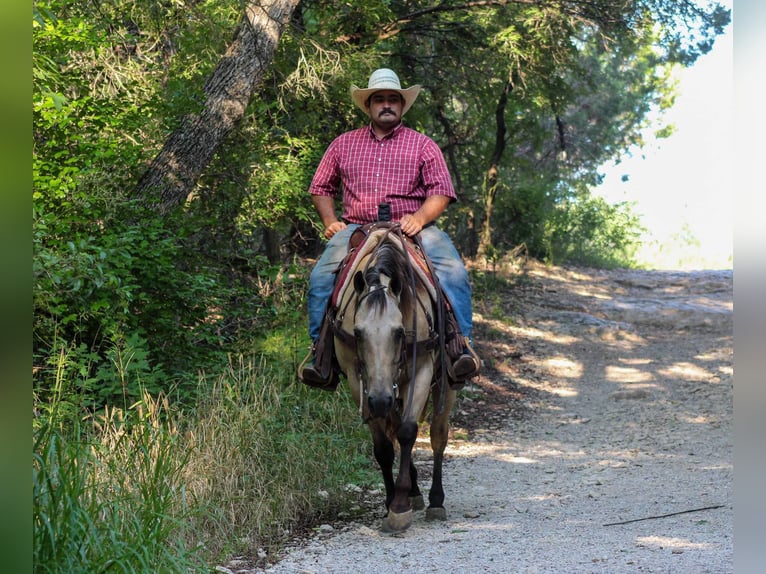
[33,201,234,405]
[33,387,202,573]
[544,195,645,268]
[33,352,380,570]
[31,1,731,565]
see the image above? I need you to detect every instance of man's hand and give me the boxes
[399,196,450,236]
[312,195,346,239]
[399,213,424,237]
[324,220,347,239]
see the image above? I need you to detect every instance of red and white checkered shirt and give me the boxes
[309,122,456,224]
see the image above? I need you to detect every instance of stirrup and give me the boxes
[447,338,480,388]
[298,348,339,391]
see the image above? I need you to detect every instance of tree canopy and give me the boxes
[33,0,730,398]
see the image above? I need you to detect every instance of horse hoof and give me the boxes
[425,506,447,521]
[381,509,413,533]
[409,495,425,511]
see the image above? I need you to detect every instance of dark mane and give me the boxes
[364,241,413,313]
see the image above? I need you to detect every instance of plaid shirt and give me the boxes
[309,122,456,224]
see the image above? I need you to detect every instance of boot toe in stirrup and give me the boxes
[300,364,339,391]
[448,353,480,382]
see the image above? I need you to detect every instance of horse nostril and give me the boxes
[368,394,393,418]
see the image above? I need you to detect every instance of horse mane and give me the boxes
[364,240,413,314]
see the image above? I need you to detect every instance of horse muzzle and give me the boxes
[367,392,394,418]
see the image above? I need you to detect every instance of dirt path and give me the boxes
[236,263,733,574]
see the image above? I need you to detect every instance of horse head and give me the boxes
[351,243,410,418]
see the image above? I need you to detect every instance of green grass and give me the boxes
[33,391,200,573]
[33,352,378,572]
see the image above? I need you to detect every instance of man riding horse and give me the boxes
[300,68,480,390]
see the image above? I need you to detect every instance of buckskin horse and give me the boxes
[332,223,456,532]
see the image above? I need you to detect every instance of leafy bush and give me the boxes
[33,202,232,406]
[544,195,645,268]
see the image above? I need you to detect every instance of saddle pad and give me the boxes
[330,229,438,308]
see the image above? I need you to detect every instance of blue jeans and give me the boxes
[308,224,473,342]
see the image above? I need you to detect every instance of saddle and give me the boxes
[331,224,438,308]
[304,223,464,391]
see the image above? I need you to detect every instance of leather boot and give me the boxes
[298,347,339,391]
[447,337,481,390]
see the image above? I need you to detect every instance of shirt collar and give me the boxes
[367,121,404,141]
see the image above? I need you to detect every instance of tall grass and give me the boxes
[33,352,378,572]
[33,377,200,572]
[184,355,376,558]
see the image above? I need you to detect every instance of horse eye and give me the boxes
[395,327,405,341]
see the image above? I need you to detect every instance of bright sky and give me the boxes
[595,3,733,269]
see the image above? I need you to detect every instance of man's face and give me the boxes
[367,90,404,131]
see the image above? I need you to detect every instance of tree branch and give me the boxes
[603,505,725,527]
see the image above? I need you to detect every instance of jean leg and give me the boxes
[308,225,359,342]
[419,226,473,340]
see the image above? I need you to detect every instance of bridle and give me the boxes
[333,225,441,420]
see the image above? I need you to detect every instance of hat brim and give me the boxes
[350,85,422,116]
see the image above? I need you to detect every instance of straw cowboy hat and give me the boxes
[350,68,422,116]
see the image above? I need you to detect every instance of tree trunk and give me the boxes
[133,0,300,214]
[478,79,513,258]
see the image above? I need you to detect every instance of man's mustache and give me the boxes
[379,109,396,116]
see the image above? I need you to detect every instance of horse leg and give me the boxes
[369,421,396,511]
[381,420,418,532]
[408,459,425,511]
[426,386,456,521]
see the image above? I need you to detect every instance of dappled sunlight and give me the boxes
[618,357,653,366]
[542,356,583,379]
[515,324,579,345]
[570,285,613,300]
[604,365,655,383]
[516,374,579,397]
[679,414,715,425]
[446,443,541,464]
[447,439,586,464]
[659,361,715,381]
[494,453,539,464]
[700,463,733,472]
[691,296,733,313]
[696,349,731,362]
[677,412,730,431]
[517,493,561,503]
[635,536,716,551]
[527,266,595,286]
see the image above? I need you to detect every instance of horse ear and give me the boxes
[353,270,366,293]
[389,275,402,297]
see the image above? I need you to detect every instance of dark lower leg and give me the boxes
[428,395,452,510]
[408,459,421,499]
[371,426,396,509]
[389,421,418,514]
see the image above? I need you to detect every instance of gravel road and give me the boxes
[227,264,733,574]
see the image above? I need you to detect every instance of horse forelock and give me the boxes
[368,242,413,308]
[363,276,389,315]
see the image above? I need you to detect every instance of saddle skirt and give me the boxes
[330,226,438,310]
